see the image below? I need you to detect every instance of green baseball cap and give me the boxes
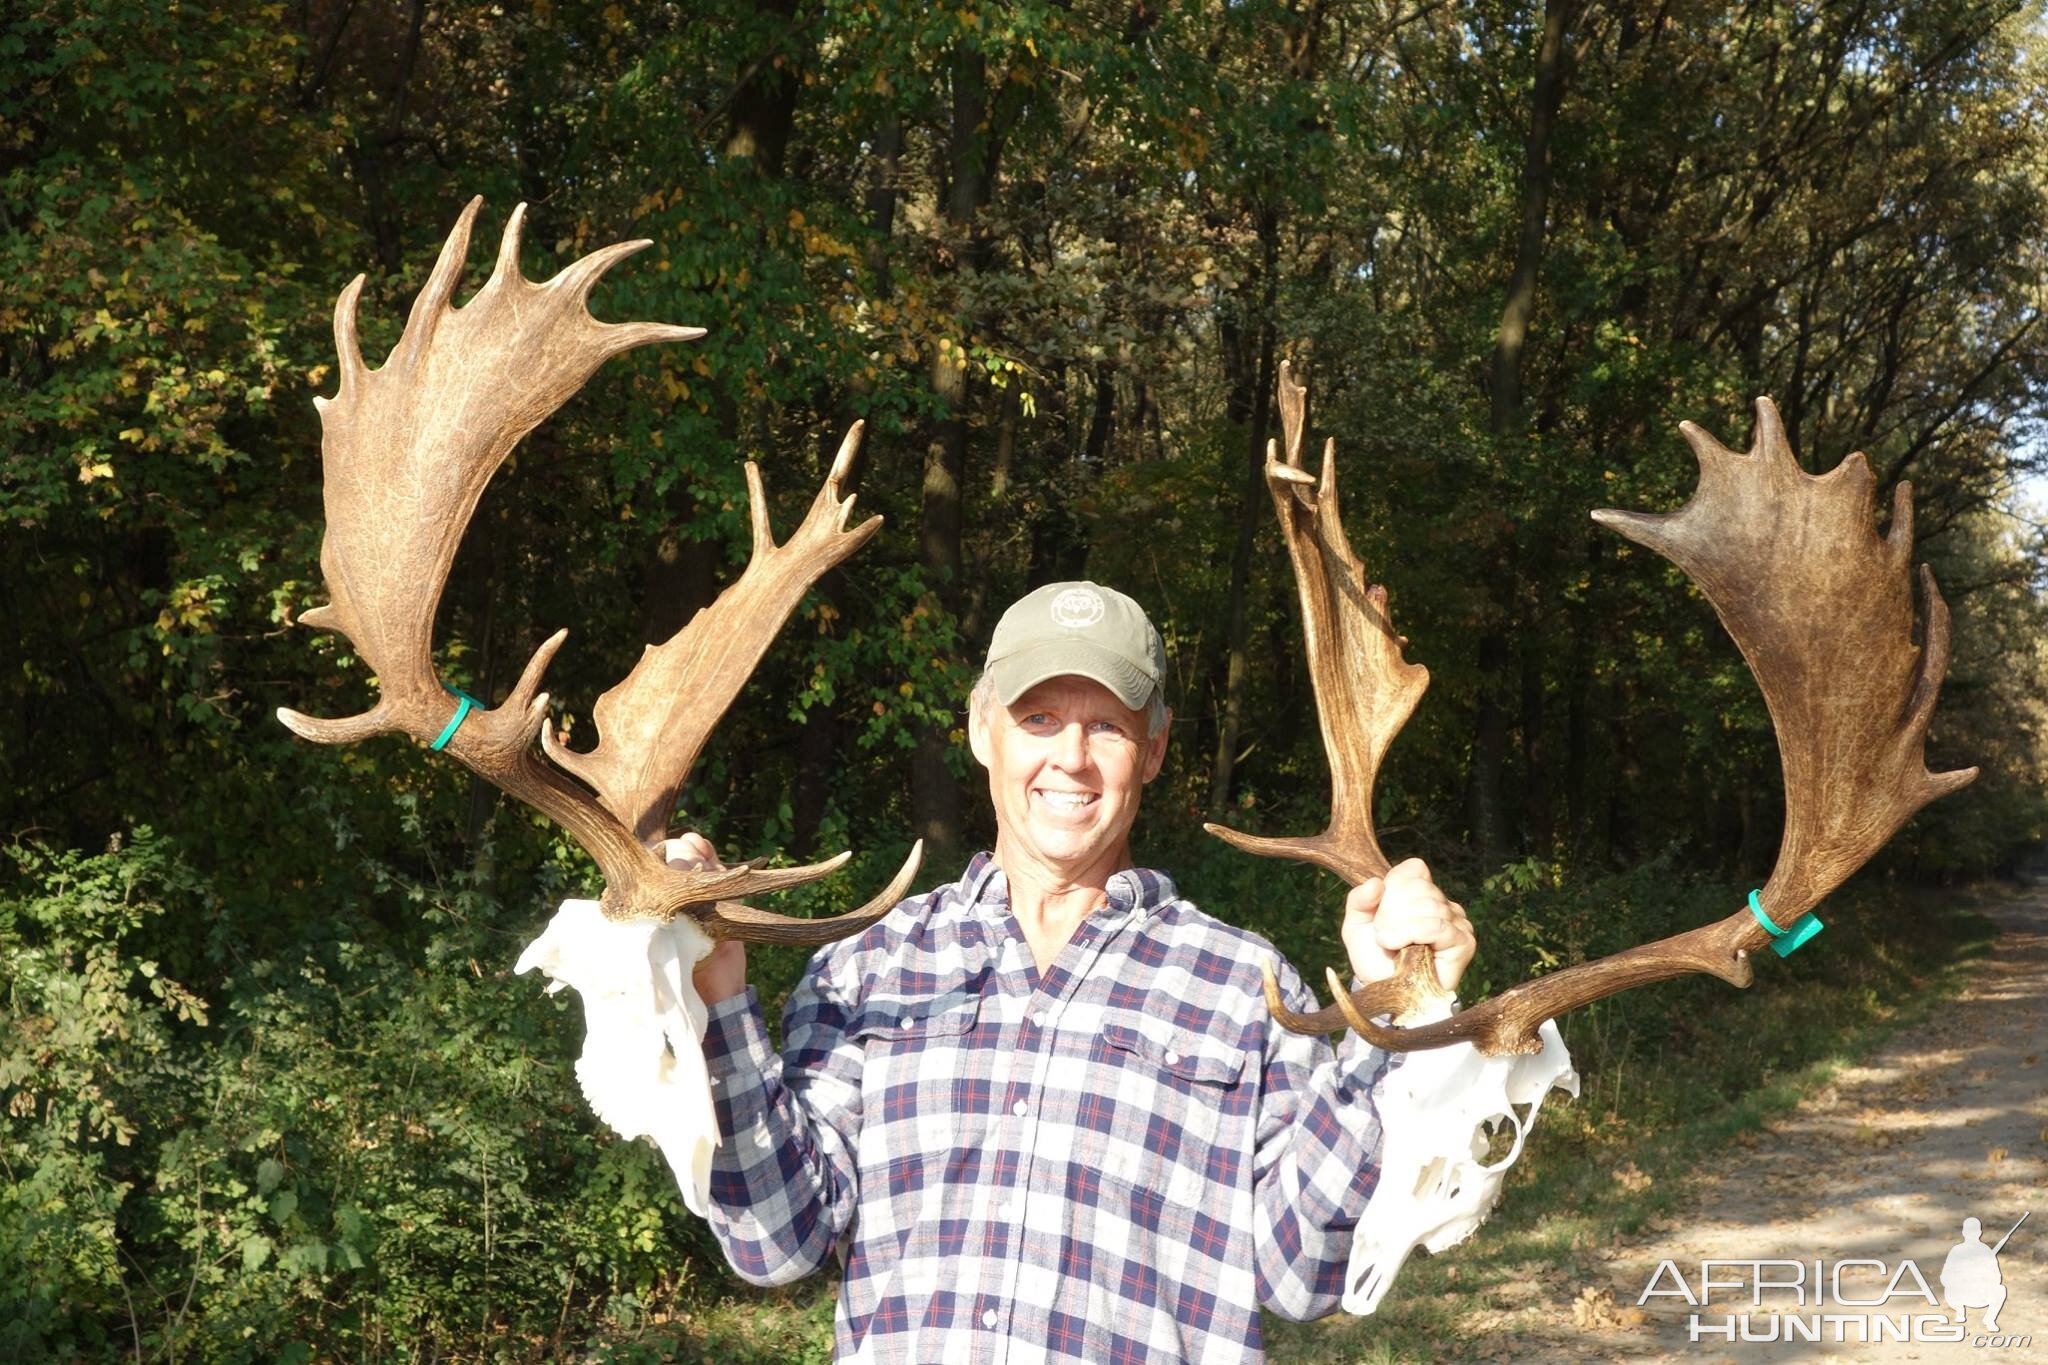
[984,581,1166,711]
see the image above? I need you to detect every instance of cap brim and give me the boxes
[988,640,1155,711]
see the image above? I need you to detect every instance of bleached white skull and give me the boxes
[1343,1004,1579,1314]
[514,898,721,1217]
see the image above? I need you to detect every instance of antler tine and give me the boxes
[326,274,369,404]
[702,838,925,945]
[389,194,483,370]
[1284,396,1977,1056]
[282,198,917,937]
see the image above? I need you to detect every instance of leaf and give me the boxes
[241,1234,273,1271]
[280,1239,329,1274]
[257,1157,284,1194]
[269,1188,298,1224]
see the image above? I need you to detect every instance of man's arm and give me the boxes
[668,833,868,1288]
[1250,857,1473,1318]
[699,963,867,1286]
[1247,957,1404,1320]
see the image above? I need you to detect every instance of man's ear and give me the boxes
[968,696,994,769]
[1140,707,1172,783]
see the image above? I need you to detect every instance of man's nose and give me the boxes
[1051,721,1089,770]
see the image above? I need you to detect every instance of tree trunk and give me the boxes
[912,42,1017,858]
[1469,0,1576,864]
[641,0,807,837]
[1207,210,1279,821]
[1486,0,1574,435]
[796,111,904,853]
[912,331,970,855]
[1520,637,1551,853]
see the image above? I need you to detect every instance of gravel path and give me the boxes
[1498,887,2047,1362]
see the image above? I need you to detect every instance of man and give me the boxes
[670,581,1475,1362]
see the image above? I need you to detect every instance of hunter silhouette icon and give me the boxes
[1941,1212,2028,1332]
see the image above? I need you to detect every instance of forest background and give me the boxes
[5,0,2048,1360]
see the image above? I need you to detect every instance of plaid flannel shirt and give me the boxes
[700,852,1407,1363]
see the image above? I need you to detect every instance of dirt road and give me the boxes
[1506,887,2047,1362]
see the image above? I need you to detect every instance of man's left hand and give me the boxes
[1341,857,1475,995]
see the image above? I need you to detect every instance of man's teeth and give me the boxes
[1037,790,1096,810]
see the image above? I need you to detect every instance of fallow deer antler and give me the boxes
[279,197,921,938]
[1219,375,1976,1054]
[1205,361,1451,1029]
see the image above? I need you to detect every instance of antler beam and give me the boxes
[280,198,920,938]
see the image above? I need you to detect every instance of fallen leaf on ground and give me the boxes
[1571,1286,1649,1331]
[1611,1162,1652,1193]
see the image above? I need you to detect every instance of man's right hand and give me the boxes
[663,833,747,1005]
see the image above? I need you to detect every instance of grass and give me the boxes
[585,876,2006,1363]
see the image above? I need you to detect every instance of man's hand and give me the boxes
[1341,857,1475,995]
[662,833,747,1005]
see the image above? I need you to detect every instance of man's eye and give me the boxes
[1087,720,1126,737]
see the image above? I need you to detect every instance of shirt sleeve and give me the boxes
[1248,956,1407,1320]
[699,960,868,1287]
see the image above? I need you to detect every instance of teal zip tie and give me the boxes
[1748,888,1822,957]
[431,684,479,752]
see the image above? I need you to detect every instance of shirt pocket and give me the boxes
[850,988,983,1167]
[1086,1018,1250,1206]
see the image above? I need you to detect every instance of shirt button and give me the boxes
[1011,1099,1028,1117]
[1164,1049,1181,1065]
[1029,1011,1047,1028]
[982,1308,999,1328]
[899,1015,912,1028]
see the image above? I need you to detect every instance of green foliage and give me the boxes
[0,829,209,1358]
[0,825,745,1361]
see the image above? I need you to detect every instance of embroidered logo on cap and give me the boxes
[1050,587,1105,629]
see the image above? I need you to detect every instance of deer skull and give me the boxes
[1344,1005,1578,1314]
[515,896,721,1216]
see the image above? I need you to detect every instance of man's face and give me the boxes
[970,675,1170,884]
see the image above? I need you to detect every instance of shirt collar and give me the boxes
[957,851,1178,922]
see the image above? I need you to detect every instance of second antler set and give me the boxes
[1211,363,1976,1056]
[280,198,920,940]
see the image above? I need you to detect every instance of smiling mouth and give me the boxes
[1033,788,1099,812]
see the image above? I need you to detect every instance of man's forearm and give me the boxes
[1250,1014,1405,1319]
[701,986,861,1287]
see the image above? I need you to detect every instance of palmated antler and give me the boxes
[1205,361,1452,1030]
[279,197,921,938]
[1220,378,1975,1054]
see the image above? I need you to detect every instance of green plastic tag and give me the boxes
[431,685,479,752]
[1748,889,1822,957]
